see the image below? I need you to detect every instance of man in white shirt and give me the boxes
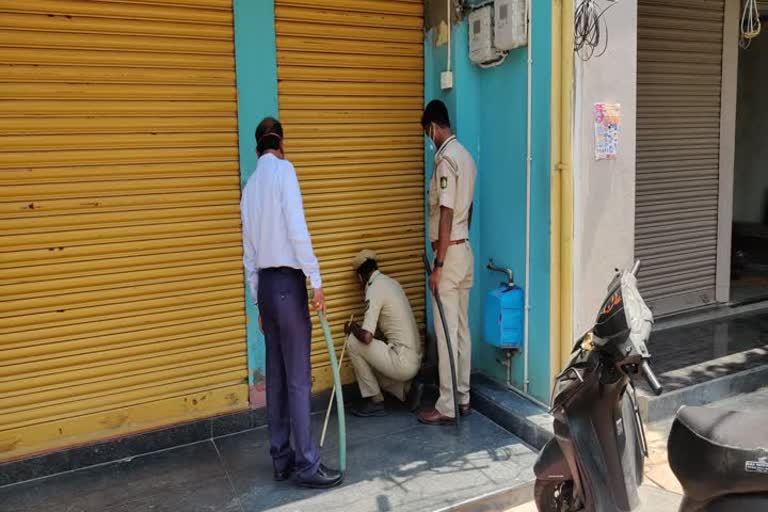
[240,117,342,489]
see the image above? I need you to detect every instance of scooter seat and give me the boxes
[668,406,768,503]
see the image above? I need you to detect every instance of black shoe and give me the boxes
[406,381,425,412]
[274,455,295,481]
[350,398,387,417]
[296,464,343,489]
[274,467,293,482]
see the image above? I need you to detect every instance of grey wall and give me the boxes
[734,31,768,225]
[573,1,638,336]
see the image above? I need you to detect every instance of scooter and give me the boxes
[667,405,768,511]
[534,261,663,511]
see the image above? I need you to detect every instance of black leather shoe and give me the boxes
[406,381,425,412]
[350,398,387,417]
[296,464,343,489]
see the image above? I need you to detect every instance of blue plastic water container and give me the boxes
[483,284,524,349]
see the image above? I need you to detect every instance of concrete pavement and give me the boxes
[504,485,682,511]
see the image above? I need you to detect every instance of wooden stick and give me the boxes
[320,314,353,448]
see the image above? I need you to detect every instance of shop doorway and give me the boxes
[731,8,768,305]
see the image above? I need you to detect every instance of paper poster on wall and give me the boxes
[594,103,621,160]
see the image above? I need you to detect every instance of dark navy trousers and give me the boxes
[257,267,320,479]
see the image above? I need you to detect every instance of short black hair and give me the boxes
[357,258,378,278]
[255,117,283,154]
[421,100,451,129]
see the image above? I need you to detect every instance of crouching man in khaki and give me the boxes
[344,250,424,417]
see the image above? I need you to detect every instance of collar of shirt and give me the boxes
[366,270,382,290]
[435,135,457,160]
[258,152,278,164]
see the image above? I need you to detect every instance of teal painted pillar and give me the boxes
[423,3,553,403]
[233,0,278,407]
[527,0,553,401]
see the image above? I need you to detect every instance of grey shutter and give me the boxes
[635,0,725,316]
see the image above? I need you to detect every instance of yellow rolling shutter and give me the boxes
[0,0,247,461]
[274,0,425,390]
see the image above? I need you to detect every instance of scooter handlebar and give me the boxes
[641,360,663,396]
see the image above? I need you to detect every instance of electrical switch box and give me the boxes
[469,6,495,65]
[494,0,527,51]
[440,70,454,90]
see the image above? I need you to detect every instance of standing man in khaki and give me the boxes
[417,100,477,426]
[344,250,424,417]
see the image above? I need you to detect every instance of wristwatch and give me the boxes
[434,258,444,269]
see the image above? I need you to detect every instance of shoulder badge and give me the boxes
[440,176,448,189]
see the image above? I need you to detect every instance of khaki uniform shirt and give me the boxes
[428,136,477,242]
[362,271,421,356]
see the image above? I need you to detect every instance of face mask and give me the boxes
[425,126,437,153]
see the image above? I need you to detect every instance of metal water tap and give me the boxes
[487,258,515,288]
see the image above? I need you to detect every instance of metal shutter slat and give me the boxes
[0,64,235,85]
[4,320,244,367]
[276,21,422,44]
[277,36,421,57]
[0,1,232,25]
[2,304,243,348]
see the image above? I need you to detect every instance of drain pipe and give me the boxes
[523,0,533,395]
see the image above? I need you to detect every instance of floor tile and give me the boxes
[0,441,236,512]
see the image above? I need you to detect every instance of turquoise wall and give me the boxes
[233,0,277,402]
[424,3,552,401]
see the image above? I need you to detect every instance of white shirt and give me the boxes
[240,153,321,304]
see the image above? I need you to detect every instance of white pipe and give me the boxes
[446,0,452,72]
[523,0,532,394]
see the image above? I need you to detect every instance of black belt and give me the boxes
[261,266,302,274]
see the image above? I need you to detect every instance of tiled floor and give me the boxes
[0,406,536,512]
[642,310,768,392]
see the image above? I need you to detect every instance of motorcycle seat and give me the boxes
[668,406,768,503]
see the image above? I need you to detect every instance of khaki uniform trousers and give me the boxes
[433,242,474,418]
[346,334,421,402]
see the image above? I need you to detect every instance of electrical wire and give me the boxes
[574,0,620,61]
[740,0,762,49]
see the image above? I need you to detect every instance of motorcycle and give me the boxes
[667,405,768,511]
[533,261,663,511]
